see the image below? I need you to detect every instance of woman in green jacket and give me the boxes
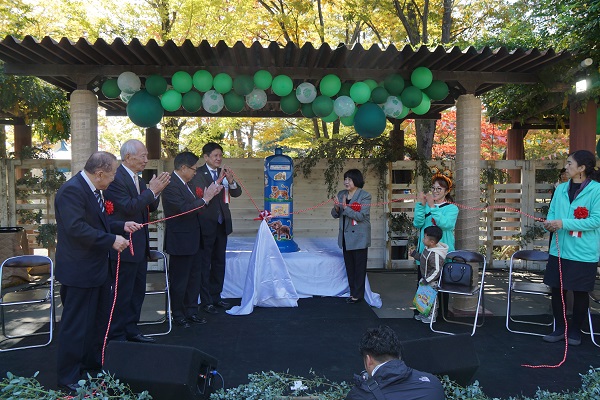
[543,150,600,346]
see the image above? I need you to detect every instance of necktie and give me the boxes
[134,175,140,194]
[211,170,223,223]
[94,189,105,213]
[211,169,218,182]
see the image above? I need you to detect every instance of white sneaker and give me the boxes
[414,314,424,321]
[421,315,436,324]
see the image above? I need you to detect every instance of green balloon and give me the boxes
[101,79,120,99]
[354,102,387,138]
[364,79,378,91]
[400,86,423,109]
[371,87,389,104]
[384,74,405,95]
[338,82,352,97]
[272,75,293,97]
[340,114,355,126]
[193,70,213,92]
[424,80,449,101]
[145,75,167,97]
[280,92,301,115]
[398,106,410,119]
[254,70,273,90]
[350,82,371,104]
[213,73,233,94]
[411,67,433,90]
[322,110,339,123]
[301,103,316,118]
[224,91,245,113]
[182,91,202,112]
[312,95,334,117]
[172,71,193,93]
[127,90,163,128]
[161,89,182,112]
[233,75,255,96]
[319,74,341,97]
[412,93,431,115]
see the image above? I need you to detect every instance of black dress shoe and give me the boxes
[346,297,362,304]
[128,334,156,343]
[58,383,80,394]
[187,315,207,324]
[173,318,191,328]
[215,300,231,309]
[203,304,218,314]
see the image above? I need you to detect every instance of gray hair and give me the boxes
[84,151,117,173]
[120,139,145,160]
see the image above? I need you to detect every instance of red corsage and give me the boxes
[195,187,204,198]
[350,202,362,212]
[570,206,589,238]
[105,200,114,215]
[254,210,272,221]
[574,206,589,219]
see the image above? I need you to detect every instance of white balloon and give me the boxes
[117,72,141,94]
[333,96,355,117]
[382,96,404,118]
[246,88,267,110]
[202,90,224,114]
[295,82,317,104]
[119,91,134,103]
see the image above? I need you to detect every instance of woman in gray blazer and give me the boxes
[332,169,372,303]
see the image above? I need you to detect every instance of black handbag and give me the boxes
[441,257,473,287]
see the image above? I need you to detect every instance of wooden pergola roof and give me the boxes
[0,35,571,120]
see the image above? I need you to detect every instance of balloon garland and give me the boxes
[104,68,450,138]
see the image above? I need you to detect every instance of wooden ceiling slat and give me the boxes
[197,40,217,67]
[180,39,203,66]
[142,39,167,66]
[55,37,98,65]
[123,38,156,66]
[162,40,187,66]
[0,36,41,63]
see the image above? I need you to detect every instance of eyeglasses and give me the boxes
[430,186,445,192]
[187,165,198,173]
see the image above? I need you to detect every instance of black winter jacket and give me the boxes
[345,359,445,400]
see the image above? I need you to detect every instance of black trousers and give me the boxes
[108,259,147,340]
[199,223,228,305]
[342,247,368,299]
[57,277,111,386]
[169,247,203,320]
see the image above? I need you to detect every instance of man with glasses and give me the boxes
[162,152,222,328]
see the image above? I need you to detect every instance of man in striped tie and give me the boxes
[54,151,143,393]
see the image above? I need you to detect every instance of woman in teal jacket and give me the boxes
[543,150,600,346]
[412,171,459,319]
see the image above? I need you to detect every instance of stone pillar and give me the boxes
[453,94,482,313]
[569,99,597,153]
[70,90,98,172]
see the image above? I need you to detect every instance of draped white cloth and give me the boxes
[224,222,382,315]
[227,220,299,315]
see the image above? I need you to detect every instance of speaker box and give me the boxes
[104,341,218,400]
[400,334,479,386]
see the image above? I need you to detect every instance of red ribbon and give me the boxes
[105,200,114,215]
[254,210,272,220]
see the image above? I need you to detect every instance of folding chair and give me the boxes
[0,255,55,352]
[505,249,553,337]
[587,288,600,347]
[429,250,486,336]
[138,250,171,336]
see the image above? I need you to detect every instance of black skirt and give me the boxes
[543,255,597,292]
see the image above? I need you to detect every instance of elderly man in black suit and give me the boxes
[190,142,242,315]
[55,151,142,392]
[104,139,170,344]
[162,151,222,328]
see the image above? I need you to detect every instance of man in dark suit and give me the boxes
[104,139,170,344]
[162,151,222,328]
[55,151,142,392]
[190,142,242,314]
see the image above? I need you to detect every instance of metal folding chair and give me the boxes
[586,289,600,347]
[138,250,171,336]
[505,249,553,337]
[0,255,55,352]
[430,250,487,336]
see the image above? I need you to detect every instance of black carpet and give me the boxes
[2,297,600,399]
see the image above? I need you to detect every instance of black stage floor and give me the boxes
[2,297,600,399]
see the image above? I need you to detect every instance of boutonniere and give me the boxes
[350,202,361,225]
[570,206,589,238]
[195,187,203,198]
[105,200,114,215]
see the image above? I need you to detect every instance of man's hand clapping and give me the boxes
[148,172,170,196]
[203,182,223,202]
